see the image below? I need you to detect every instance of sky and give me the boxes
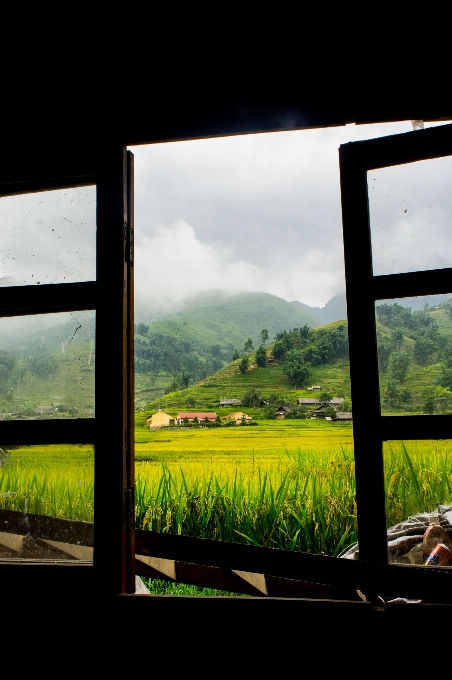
[0,121,450,319]
[132,120,451,314]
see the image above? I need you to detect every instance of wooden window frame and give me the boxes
[340,122,452,566]
[3,123,452,604]
[0,145,136,596]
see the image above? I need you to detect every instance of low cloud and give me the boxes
[135,219,344,315]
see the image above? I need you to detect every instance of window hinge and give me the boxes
[124,222,133,266]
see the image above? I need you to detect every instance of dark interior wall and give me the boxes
[1,61,450,187]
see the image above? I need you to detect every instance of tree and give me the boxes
[183,417,189,424]
[179,370,192,388]
[242,389,261,408]
[391,327,404,350]
[239,356,249,374]
[193,416,199,424]
[244,338,254,353]
[272,339,287,360]
[29,353,56,378]
[282,350,311,388]
[437,366,452,391]
[390,351,410,383]
[203,416,210,423]
[241,413,247,425]
[300,325,310,340]
[260,329,269,346]
[136,323,148,336]
[0,351,15,395]
[377,339,392,373]
[413,337,434,366]
[323,406,337,420]
[386,379,398,407]
[318,391,333,404]
[232,349,240,361]
[255,345,267,367]
[215,414,221,424]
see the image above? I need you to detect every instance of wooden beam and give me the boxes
[136,529,452,602]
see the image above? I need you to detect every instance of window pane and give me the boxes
[384,440,452,567]
[0,186,96,286]
[368,155,452,275]
[0,311,95,419]
[375,294,452,415]
[0,443,94,562]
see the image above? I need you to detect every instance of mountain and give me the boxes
[292,292,452,325]
[134,292,321,405]
[292,293,347,325]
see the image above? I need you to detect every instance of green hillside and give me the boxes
[0,312,96,415]
[135,291,320,406]
[144,296,452,418]
[144,320,352,417]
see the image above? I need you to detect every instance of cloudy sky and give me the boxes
[132,120,451,315]
[0,121,450,318]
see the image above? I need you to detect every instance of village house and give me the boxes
[274,406,296,419]
[297,397,344,407]
[35,404,57,416]
[307,386,321,391]
[146,410,176,429]
[335,411,353,421]
[221,411,252,424]
[297,398,321,406]
[176,412,217,424]
[219,399,241,407]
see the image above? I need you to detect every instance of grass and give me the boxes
[2,426,452,594]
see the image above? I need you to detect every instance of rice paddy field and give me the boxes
[1,421,452,594]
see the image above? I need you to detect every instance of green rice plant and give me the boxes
[384,440,452,526]
[135,449,358,557]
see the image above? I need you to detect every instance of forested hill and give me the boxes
[134,292,320,386]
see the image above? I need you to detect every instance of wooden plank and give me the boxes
[0,419,96,445]
[344,122,452,172]
[135,530,452,602]
[0,281,96,317]
[381,414,452,440]
[339,141,388,563]
[372,268,452,302]
[135,554,361,599]
[95,145,133,595]
[0,509,94,546]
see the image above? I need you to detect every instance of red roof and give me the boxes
[177,412,217,420]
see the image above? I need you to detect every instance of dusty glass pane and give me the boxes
[0,443,93,562]
[0,186,96,286]
[0,311,95,420]
[368,155,452,275]
[375,294,452,415]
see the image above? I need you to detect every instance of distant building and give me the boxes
[274,406,296,419]
[221,411,252,424]
[307,386,322,391]
[219,399,241,407]
[297,398,320,406]
[297,398,344,407]
[146,410,176,429]
[335,412,353,421]
[176,412,217,424]
[35,404,57,416]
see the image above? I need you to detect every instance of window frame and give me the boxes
[340,122,452,565]
[0,146,136,596]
